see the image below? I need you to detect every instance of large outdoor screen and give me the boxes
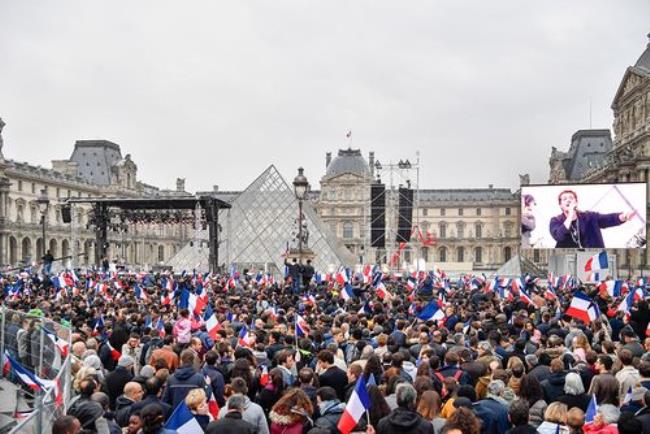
[521,182,646,249]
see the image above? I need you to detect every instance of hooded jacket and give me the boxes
[377,407,434,434]
[541,371,567,403]
[162,365,206,410]
[218,394,269,434]
[269,408,308,434]
[313,400,345,434]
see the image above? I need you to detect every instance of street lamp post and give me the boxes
[36,188,50,262]
[293,167,309,262]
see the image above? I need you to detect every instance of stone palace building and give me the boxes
[0,127,193,270]
[313,149,520,273]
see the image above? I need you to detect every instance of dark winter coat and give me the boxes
[377,408,434,434]
[206,412,256,434]
[473,398,511,434]
[319,366,348,402]
[313,400,345,434]
[541,371,567,403]
[161,365,206,410]
[104,366,133,410]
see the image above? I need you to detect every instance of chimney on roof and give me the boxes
[369,152,375,178]
[213,185,219,192]
[488,184,493,189]
[176,178,185,192]
[326,152,332,169]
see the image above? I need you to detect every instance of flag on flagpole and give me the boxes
[337,376,370,434]
[164,401,203,434]
[585,251,608,272]
[416,300,446,322]
[585,395,598,426]
[566,292,600,324]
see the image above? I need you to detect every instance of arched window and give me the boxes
[343,222,354,239]
[439,222,447,239]
[421,247,429,262]
[475,223,482,239]
[158,245,165,262]
[457,246,464,262]
[438,247,447,262]
[533,249,540,263]
[474,247,482,263]
[504,246,512,262]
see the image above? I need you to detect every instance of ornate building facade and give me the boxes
[0,125,192,270]
[313,148,520,272]
[547,35,650,276]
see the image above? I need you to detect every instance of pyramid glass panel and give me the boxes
[168,165,354,273]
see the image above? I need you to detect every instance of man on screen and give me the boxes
[549,189,636,248]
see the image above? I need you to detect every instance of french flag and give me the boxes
[599,280,623,298]
[375,282,392,300]
[519,289,533,305]
[204,306,221,340]
[544,285,557,300]
[337,375,371,434]
[618,291,635,315]
[585,251,608,272]
[336,268,350,286]
[585,395,598,427]
[295,314,310,337]
[161,292,172,306]
[566,292,600,324]
[406,278,416,292]
[106,341,121,362]
[259,365,269,386]
[134,284,148,302]
[5,353,46,391]
[341,283,354,301]
[93,316,105,334]
[156,318,166,337]
[205,376,220,419]
[238,326,252,347]
[416,300,446,322]
[164,401,203,434]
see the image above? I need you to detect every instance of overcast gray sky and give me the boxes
[1,1,648,193]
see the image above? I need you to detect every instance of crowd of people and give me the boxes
[3,265,650,434]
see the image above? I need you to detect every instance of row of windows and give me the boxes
[434,221,513,238]
[415,246,512,263]
[15,180,90,198]
[422,207,511,217]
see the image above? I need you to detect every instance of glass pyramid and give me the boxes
[168,165,354,274]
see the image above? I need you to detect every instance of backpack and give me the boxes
[435,369,463,399]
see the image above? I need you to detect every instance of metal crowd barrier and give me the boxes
[0,306,72,434]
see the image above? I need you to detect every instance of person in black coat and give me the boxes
[205,394,256,434]
[129,377,172,421]
[540,358,567,403]
[317,350,348,402]
[635,390,650,434]
[377,383,433,434]
[104,355,135,410]
[301,260,315,288]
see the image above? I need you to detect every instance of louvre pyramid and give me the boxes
[168,165,355,273]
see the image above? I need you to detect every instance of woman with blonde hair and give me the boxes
[185,388,211,431]
[416,390,446,434]
[572,334,591,363]
[269,388,314,434]
[537,402,569,434]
